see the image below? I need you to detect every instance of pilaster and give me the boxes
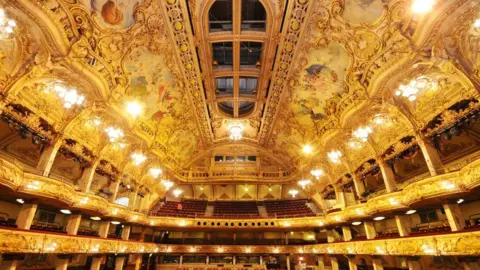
[15,203,38,230]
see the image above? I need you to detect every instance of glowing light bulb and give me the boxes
[303,145,313,154]
[126,101,143,118]
[412,0,435,14]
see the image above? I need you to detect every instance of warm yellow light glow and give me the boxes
[457,198,465,204]
[126,101,143,118]
[412,0,435,14]
[303,144,313,154]
[131,152,147,165]
[90,244,100,252]
[90,216,101,221]
[373,216,385,221]
[112,208,119,215]
[173,188,183,197]
[245,248,251,253]
[328,150,342,163]
[475,19,480,28]
[162,180,174,190]
[298,179,311,189]
[217,247,224,253]
[441,181,456,190]
[111,221,121,225]
[288,189,299,198]
[190,247,196,252]
[16,198,24,204]
[60,209,72,215]
[389,198,399,205]
[310,169,324,179]
[406,209,417,215]
[352,221,362,226]
[166,247,172,252]
[149,168,162,178]
[27,181,40,190]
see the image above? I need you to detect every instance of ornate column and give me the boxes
[395,215,412,237]
[130,188,139,210]
[342,226,353,241]
[55,255,70,270]
[15,203,38,229]
[372,256,384,270]
[443,203,466,231]
[121,225,131,240]
[334,184,346,208]
[66,214,82,235]
[317,256,325,268]
[352,174,366,199]
[364,221,377,239]
[330,256,339,270]
[286,254,291,270]
[460,257,480,270]
[98,221,110,238]
[36,137,63,177]
[90,255,103,270]
[79,160,99,193]
[311,193,327,214]
[417,136,444,176]
[327,229,335,243]
[0,260,18,270]
[114,255,127,270]
[378,158,397,193]
[348,256,357,270]
[109,180,121,203]
[407,257,422,270]
[0,255,23,270]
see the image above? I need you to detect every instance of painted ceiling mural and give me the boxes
[342,0,387,24]
[78,0,141,29]
[125,47,202,163]
[0,0,480,203]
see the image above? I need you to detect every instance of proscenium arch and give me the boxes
[182,140,292,169]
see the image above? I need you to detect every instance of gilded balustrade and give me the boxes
[1,227,480,256]
[0,157,480,229]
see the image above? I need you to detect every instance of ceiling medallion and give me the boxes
[228,124,244,141]
[0,9,16,39]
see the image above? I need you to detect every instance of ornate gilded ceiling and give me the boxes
[0,0,480,200]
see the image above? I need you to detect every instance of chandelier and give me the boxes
[105,127,124,142]
[310,169,324,180]
[475,19,480,29]
[45,81,85,108]
[353,126,372,142]
[395,77,434,101]
[173,188,183,197]
[162,180,174,190]
[348,140,363,149]
[228,124,244,141]
[149,168,162,178]
[298,179,311,189]
[328,150,342,163]
[288,189,299,198]
[131,152,147,166]
[0,9,16,39]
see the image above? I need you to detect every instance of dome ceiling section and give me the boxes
[193,0,285,143]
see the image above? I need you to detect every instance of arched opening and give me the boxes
[209,0,233,32]
[241,0,266,31]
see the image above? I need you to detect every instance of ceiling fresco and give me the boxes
[125,47,202,163]
[0,0,480,204]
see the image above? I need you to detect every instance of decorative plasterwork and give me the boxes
[1,228,480,256]
[1,156,480,230]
